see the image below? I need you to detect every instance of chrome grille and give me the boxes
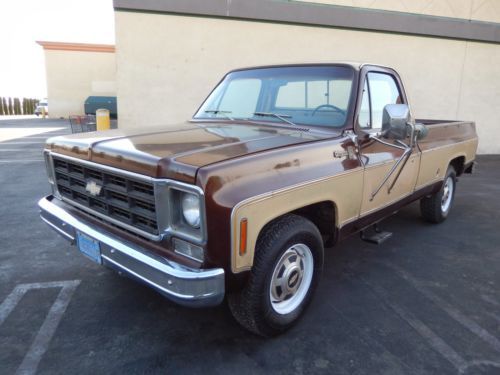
[52,157,158,235]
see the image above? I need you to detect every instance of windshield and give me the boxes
[194,66,355,128]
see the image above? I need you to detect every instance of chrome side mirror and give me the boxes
[381,104,411,140]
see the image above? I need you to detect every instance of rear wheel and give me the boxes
[228,214,324,336]
[420,166,457,223]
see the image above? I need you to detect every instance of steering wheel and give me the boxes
[311,104,345,116]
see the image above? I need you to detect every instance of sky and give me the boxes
[0,0,115,99]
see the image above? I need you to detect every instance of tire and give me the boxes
[228,214,324,336]
[420,166,457,223]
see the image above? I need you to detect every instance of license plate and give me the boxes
[76,232,102,264]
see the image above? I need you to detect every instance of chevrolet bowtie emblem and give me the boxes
[85,180,102,196]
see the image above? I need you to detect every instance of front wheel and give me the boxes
[420,166,457,223]
[228,214,324,336]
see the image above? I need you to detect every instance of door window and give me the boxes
[358,72,401,130]
[359,81,371,129]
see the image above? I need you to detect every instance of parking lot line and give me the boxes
[481,294,500,307]
[0,281,81,375]
[487,312,500,324]
[360,276,468,372]
[380,261,500,354]
[0,286,26,326]
[15,281,81,375]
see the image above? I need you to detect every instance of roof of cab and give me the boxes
[227,62,396,74]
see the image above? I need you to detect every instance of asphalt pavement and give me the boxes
[0,118,499,375]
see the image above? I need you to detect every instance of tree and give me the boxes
[8,98,13,115]
[2,98,7,115]
[0,97,4,115]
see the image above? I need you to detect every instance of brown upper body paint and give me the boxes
[44,63,478,289]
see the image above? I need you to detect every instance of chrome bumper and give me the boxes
[38,196,225,307]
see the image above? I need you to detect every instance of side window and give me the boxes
[367,72,401,129]
[359,81,370,128]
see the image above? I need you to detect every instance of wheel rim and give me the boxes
[269,243,314,315]
[441,176,454,213]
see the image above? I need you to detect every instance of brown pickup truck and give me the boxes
[39,63,478,336]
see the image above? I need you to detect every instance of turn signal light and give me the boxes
[239,219,248,256]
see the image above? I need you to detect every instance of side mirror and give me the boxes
[381,104,411,140]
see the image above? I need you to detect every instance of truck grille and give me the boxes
[52,157,159,235]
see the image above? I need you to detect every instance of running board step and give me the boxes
[360,224,393,245]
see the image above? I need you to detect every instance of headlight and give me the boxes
[181,193,200,228]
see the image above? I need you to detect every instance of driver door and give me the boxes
[356,68,421,217]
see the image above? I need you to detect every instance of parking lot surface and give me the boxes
[1,118,499,375]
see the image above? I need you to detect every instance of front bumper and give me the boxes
[38,195,225,307]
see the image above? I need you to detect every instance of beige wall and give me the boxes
[44,50,116,118]
[115,11,500,153]
[302,0,500,23]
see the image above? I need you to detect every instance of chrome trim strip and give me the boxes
[39,196,224,307]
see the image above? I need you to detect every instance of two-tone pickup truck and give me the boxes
[39,63,478,336]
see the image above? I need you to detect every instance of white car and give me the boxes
[35,100,48,116]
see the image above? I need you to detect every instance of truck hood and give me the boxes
[46,121,333,183]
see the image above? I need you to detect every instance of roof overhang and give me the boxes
[36,41,115,53]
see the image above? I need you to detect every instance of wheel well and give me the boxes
[290,201,336,245]
[450,156,466,176]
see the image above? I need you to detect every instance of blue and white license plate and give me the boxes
[76,232,102,264]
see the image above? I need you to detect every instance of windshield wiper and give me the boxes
[204,110,234,120]
[253,112,297,127]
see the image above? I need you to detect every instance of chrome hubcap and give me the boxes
[441,176,454,213]
[269,244,314,315]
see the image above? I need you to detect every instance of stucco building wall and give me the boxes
[113,1,500,154]
[38,42,116,119]
[306,0,500,23]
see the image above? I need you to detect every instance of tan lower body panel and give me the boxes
[230,168,364,273]
[360,153,421,216]
[416,138,478,189]
[230,138,478,273]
